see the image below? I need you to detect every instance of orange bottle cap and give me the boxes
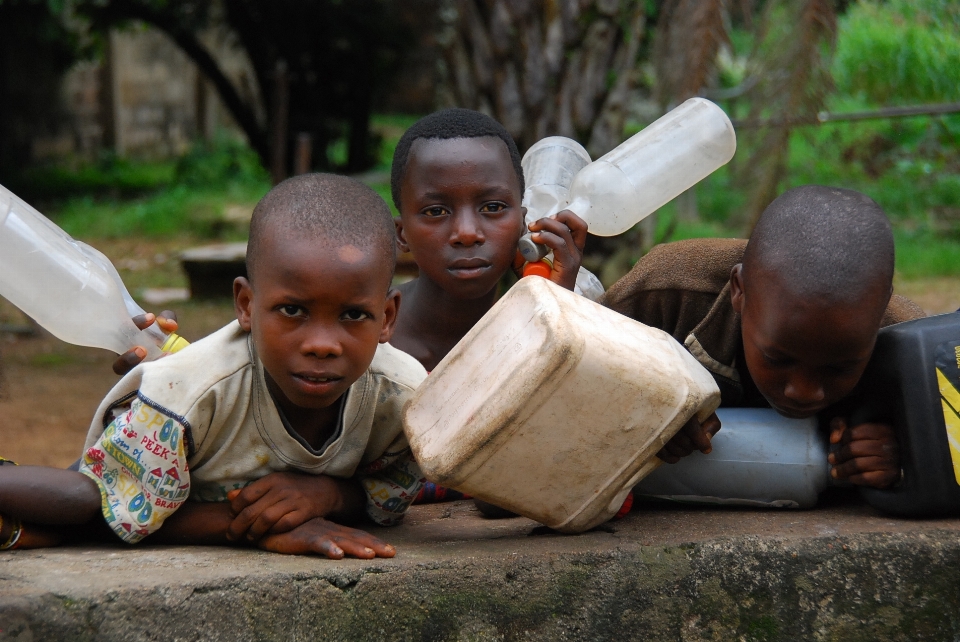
[522,261,552,279]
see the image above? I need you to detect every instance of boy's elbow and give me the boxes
[36,472,103,525]
[67,474,105,523]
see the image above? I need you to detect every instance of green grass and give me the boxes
[894,230,960,278]
[53,182,268,240]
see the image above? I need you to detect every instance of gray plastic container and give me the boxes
[634,408,831,508]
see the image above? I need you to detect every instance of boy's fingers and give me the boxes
[845,469,900,489]
[829,417,847,444]
[830,439,897,465]
[247,502,302,540]
[656,449,681,464]
[703,413,722,437]
[831,455,896,480]
[846,422,895,442]
[131,313,155,330]
[112,347,148,375]
[333,537,378,560]
[226,498,274,540]
[334,530,395,558]
[230,481,271,513]
[664,434,694,457]
[552,210,589,249]
[682,418,713,454]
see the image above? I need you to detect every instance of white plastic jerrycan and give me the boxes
[403,276,721,532]
[0,183,187,359]
[634,408,832,508]
[567,97,736,237]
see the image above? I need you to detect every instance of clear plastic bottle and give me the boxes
[517,136,605,300]
[0,184,187,359]
[633,408,832,509]
[566,97,736,237]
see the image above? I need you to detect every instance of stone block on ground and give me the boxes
[1,493,959,641]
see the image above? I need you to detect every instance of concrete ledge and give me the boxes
[1,495,959,641]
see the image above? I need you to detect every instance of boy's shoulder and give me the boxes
[136,320,252,395]
[605,238,746,300]
[366,341,428,393]
[94,321,253,425]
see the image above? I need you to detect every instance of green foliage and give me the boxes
[13,154,176,199]
[52,180,267,239]
[174,133,269,187]
[42,136,270,239]
[834,1,960,104]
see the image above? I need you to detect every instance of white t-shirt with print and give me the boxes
[79,321,427,543]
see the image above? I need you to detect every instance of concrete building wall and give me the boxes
[30,24,255,164]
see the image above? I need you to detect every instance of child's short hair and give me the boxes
[390,108,525,210]
[247,173,397,284]
[744,185,894,302]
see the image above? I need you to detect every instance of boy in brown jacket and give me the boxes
[602,185,924,489]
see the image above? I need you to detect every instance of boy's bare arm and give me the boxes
[828,418,900,488]
[225,473,366,542]
[0,466,101,524]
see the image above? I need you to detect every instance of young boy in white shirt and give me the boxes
[0,174,427,559]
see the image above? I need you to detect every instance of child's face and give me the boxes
[234,232,398,411]
[731,265,886,418]
[395,136,525,299]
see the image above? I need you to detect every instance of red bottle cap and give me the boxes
[522,260,552,279]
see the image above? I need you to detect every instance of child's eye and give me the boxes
[341,309,371,321]
[762,353,792,368]
[278,305,305,318]
[421,206,448,218]
[480,202,507,214]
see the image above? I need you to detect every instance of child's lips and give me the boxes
[772,401,824,418]
[447,257,492,278]
[292,372,343,394]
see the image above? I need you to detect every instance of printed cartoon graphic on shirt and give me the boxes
[79,396,190,543]
[359,443,425,526]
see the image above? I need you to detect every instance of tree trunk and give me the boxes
[436,0,646,157]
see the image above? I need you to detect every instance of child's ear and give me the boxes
[378,288,401,344]
[234,277,254,331]
[395,218,410,254]
[729,264,745,314]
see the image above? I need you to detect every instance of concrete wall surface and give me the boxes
[0,498,958,641]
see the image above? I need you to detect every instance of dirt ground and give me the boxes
[1,273,957,469]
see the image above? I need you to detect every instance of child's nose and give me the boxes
[783,373,825,404]
[300,323,343,358]
[450,211,484,246]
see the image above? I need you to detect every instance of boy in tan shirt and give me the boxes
[603,186,924,489]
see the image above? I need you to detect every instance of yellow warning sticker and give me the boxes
[936,339,960,487]
[938,370,960,486]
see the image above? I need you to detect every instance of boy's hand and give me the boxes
[256,517,395,559]
[828,418,901,488]
[657,412,721,464]
[527,210,588,290]
[112,311,179,375]
[226,472,358,542]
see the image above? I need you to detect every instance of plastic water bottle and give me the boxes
[516,136,605,300]
[633,408,832,509]
[0,183,187,359]
[566,97,736,237]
